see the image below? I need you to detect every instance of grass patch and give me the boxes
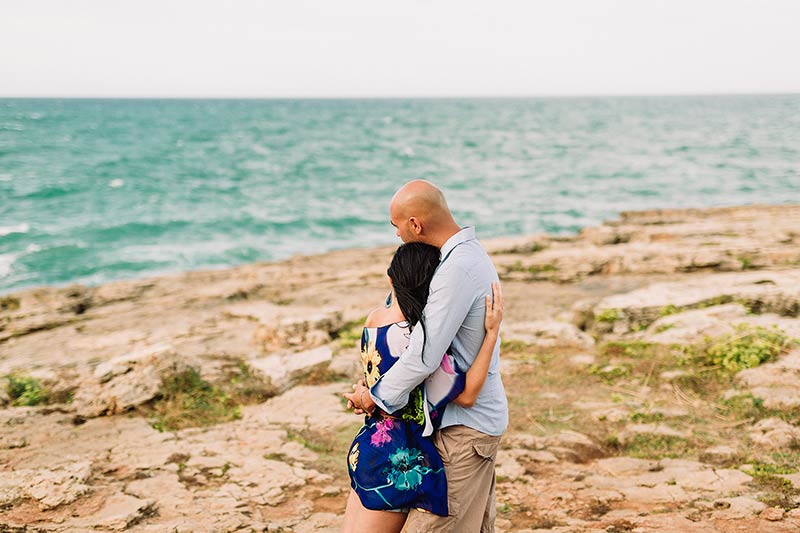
[737,255,755,270]
[332,317,366,349]
[507,260,559,277]
[616,434,693,459]
[697,295,736,309]
[682,324,796,373]
[145,363,271,432]
[712,393,800,424]
[596,308,622,323]
[630,411,666,423]
[4,374,48,406]
[601,340,659,359]
[0,295,20,311]
[659,304,681,317]
[500,339,534,356]
[654,323,675,334]
[743,460,800,510]
[588,364,630,384]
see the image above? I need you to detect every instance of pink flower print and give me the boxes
[370,418,395,447]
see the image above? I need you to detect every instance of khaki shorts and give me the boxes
[403,425,501,533]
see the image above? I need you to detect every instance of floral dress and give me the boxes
[347,320,460,517]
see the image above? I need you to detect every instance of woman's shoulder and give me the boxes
[364,307,407,329]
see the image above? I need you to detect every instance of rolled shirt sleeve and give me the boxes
[370,261,476,413]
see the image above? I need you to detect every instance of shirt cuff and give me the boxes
[369,382,394,414]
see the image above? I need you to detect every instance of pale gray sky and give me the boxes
[2,0,799,97]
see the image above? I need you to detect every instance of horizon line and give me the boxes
[2,90,800,100]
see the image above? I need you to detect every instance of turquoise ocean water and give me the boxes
[1,96,799,295]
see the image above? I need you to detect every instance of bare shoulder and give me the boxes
[364,307,385,327]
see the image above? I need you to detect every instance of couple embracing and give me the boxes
[342,180,509,533]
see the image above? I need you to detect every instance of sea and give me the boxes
[1,95,799,295]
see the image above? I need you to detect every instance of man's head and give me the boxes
[389,180,461,247]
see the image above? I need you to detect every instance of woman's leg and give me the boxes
[341,489,408,533]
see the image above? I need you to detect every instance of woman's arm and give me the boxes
[452,282,503,408]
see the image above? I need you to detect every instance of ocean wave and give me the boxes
[0,223,30,237]
[0,253,18,278]
[17,183,85,200]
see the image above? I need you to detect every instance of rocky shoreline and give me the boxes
[2,204,800,532]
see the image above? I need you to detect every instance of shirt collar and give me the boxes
[439,226,476,262]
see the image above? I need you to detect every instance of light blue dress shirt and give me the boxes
[370,227,509,437]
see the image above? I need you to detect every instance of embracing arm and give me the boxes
[452,281,503,408]
[366,262,477,414]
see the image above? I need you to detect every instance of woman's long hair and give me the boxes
[387,242,441,365]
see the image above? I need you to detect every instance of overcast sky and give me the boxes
[2,0,799,98]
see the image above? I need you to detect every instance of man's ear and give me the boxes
[409,217,423,235]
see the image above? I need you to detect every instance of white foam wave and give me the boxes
[109,179,124,188]
[0,253,18,278]
[0,223,30,237]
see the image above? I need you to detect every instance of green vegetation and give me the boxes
[148,366,245,432]
[588,364,630,384]
[737,255,754,270]
[615,433,693,459]
[0,295,20,311]
[508,260,559,277]
[333,316,366,349]
[654,323,675,334]
[596,308,622,323]
[630,411,666,423]
[659,304,681,317]
[500,339,532,355]
[600,340,658,359]
[743,456,800,510]
[717,394,768,420]
[697,295,735,309]
[5,374,48,406]
[225,361,272,403]
[685,324,796,373]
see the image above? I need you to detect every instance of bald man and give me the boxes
[349,180,509,532]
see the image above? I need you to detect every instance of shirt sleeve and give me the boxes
[370,261,476,413]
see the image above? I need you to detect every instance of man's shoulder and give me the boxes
[444,240,495,275]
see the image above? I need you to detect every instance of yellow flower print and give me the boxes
[349,442,360,471]
[361,341,382,387]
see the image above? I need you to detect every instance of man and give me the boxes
[345,179,509,532]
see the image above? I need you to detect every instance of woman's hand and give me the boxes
[484,281,503,334]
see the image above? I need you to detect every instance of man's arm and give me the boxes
[369,262,477,413]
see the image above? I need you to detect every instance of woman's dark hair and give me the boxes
[387,242,441,365]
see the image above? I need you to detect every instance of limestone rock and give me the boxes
[78,492,156,530]
[249,344,334,394]
[10,461,93,511]
[328,352,361,379]
[748,417,800,448]
[72,346,184,418]
[495,451,526,481]
[711,496,767,519]
[736,349,800,410]
[0,382,10,406]
[700,445,740,465]
[503,320,595,349]
[586,270,800,336]
[761,507,786,521]
[544,431,604,463]
[619,423,689,444]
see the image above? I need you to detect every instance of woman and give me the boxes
[341,242,503,533]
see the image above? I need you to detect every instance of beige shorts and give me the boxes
[403,425,501,533]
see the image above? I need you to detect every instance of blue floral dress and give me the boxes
[347,321,463,517]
